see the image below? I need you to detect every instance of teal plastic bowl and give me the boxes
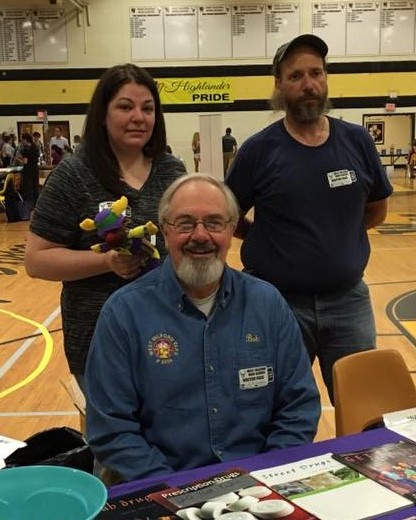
[0,465,107,520]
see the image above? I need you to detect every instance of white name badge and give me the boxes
[239,366,273,390]
[98,201,131,217]
[327,169,357,188]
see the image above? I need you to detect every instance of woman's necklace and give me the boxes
[285,116,327,147]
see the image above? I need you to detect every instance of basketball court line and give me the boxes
[0,306,61,400]
[0,306,60,379]
[0,411,78,417]
[0,328,62,347]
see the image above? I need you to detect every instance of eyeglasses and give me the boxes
[165,216,232,234]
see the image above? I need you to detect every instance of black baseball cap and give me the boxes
[272,34,328,75]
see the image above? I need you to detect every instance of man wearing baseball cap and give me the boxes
[226,34,392,404]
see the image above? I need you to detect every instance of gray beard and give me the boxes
[271,91,331,123]
[176,256,224,289]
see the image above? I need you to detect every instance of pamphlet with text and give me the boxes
[383,407,416,442]
[333,440,416,503]
[97,483,175,520]
[149,467,317,520]
[252,453,412,520]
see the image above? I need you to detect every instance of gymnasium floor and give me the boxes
[0,168,415,443]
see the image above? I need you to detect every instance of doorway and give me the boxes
[362,113,414,168]
[17,120,71,166]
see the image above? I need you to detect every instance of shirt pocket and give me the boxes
[233,351,275,407]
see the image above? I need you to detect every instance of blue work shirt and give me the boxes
[85,259,320,481]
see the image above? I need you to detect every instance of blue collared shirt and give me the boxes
[85,259,320,481]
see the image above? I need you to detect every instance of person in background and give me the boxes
[191,131,200,172]
[51,144,63,166]
[32,131,45,162]
[50,126,69,151]
[17,133,40,209]
[25,63,186,393]
[85,174,320,482]
[225,34,392,404]
[1,134,14,167]
[10,133,17,150]
[222,127,237,177]
[73,134,82,152]
[406,140,416,179]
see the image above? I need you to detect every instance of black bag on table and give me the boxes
[4,188,30,222]
[4,179,20,222]
[4,426,94,474]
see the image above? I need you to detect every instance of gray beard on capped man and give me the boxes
[270,89,332,123]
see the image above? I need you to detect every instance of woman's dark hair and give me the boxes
[21,132,33,143]
[51,144,63,155]
[82,63,166,194]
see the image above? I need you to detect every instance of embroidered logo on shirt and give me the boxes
[245,333,260,343]
[148,333,179,364]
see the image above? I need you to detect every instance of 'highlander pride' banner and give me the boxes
[157,78,233,104]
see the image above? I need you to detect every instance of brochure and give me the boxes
[333,440,416,503]
[252,453,412,520]
[149,467,317,520]
[383,407,416,442]
[97,483,176,520]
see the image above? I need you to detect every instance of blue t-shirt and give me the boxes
[226,117,392,294]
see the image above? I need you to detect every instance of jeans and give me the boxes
[282,280,376,405]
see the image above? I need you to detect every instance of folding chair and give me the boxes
[0,173,15,212]
[333,349,416,436]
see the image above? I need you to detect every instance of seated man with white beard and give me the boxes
[85,174,321,482]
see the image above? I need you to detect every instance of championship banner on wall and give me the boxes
[157,78,234,104]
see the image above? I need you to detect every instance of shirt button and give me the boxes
[212,407,218,414]
[208,365,214,372]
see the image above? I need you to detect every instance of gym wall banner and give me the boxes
[157,78,233,104]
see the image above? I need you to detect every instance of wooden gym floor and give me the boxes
[0,168,415,443]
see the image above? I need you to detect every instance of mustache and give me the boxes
[298,94,321,102]
[183,241,217,254]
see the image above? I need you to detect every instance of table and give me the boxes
[380,153,408,166]
[39,166,53,187]
[0,166,23,180]
[109,428,416,520]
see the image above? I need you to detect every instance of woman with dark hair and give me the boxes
[18,132,40,208]
[51,143,63,166]
[24,64,186,391]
